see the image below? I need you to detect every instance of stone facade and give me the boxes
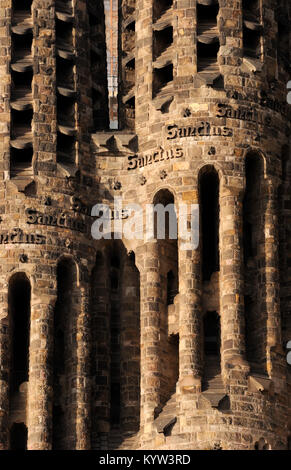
[0,0,290,451]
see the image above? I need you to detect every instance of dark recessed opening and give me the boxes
[243,152,266,373]
[56,0,73,14]
[125,58,135,71]
[243,0,260,21]
[12,32,32,59]
[11,108,32,138]
[153,189,175,240]
[57,132,75,165]
[125,20,135,33]
[9,273,31,394]
[56,19,73,50]
[197,3,219,26]
[10,423,28,450]
[167,270,177,305]
[11,70,32,88]
[56,57,75,88]
[111,255,120,269]
[153,63,173,97]
[12,0,32,12]
[124,96,135,129]
[197,41,220,72]
[200,168,219,281]
[204,311,220,356]
[57,95,75,126]
[243,153,263,263]
[153,26,173,60]
[153,0,173,22]
[10,147,33,177]
[243,27,261,58]
[278,21,289,65]
[110,271,119,290]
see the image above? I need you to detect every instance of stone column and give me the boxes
[220,186,249,376]
[0,294,9,450]
[178,244,202,393]
[27,296,56,450]
[135,0,153,134]
[75,284,91,450]
[175,0,197,78]
[136,241,163,435]
[264,180,283,375]
[0,2,11,184]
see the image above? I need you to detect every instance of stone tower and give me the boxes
[0,0,290,451]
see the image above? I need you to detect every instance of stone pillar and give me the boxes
[175,0,197,78]
[136,241,163,435]
[0,2,11,184]
[220,187,249,375]
[27,296,56,450]
[0,294,9,450]
[178,245,202,393]
[135,0,153,133]
[264,180,283,376]
[75,284,91,450]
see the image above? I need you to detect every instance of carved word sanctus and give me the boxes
[0,228,46,245]
[216,103,272,125]
[166,122,233,140]
[128,147,183,171]
[26,208,86,233]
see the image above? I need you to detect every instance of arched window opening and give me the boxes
[52,258,77,450]
[153,189,179,408]
[199,168,220,282]
[153,189,176,241]
[10,423,27,450]
[243,152,267,373]
[243,154,263,264]
[9,273,31,395]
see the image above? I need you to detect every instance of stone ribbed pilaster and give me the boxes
[0,292,9,450]
[135,0,152,134]
[178,245,202,393]
[0,1,11,184]
[27,296,56,450]
[265,180,283,377]
[75,284,91,449]
[136,241,163,435]
[220,186,249,375]
[175,0,196,79]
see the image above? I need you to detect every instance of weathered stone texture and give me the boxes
[0,0,290,451]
